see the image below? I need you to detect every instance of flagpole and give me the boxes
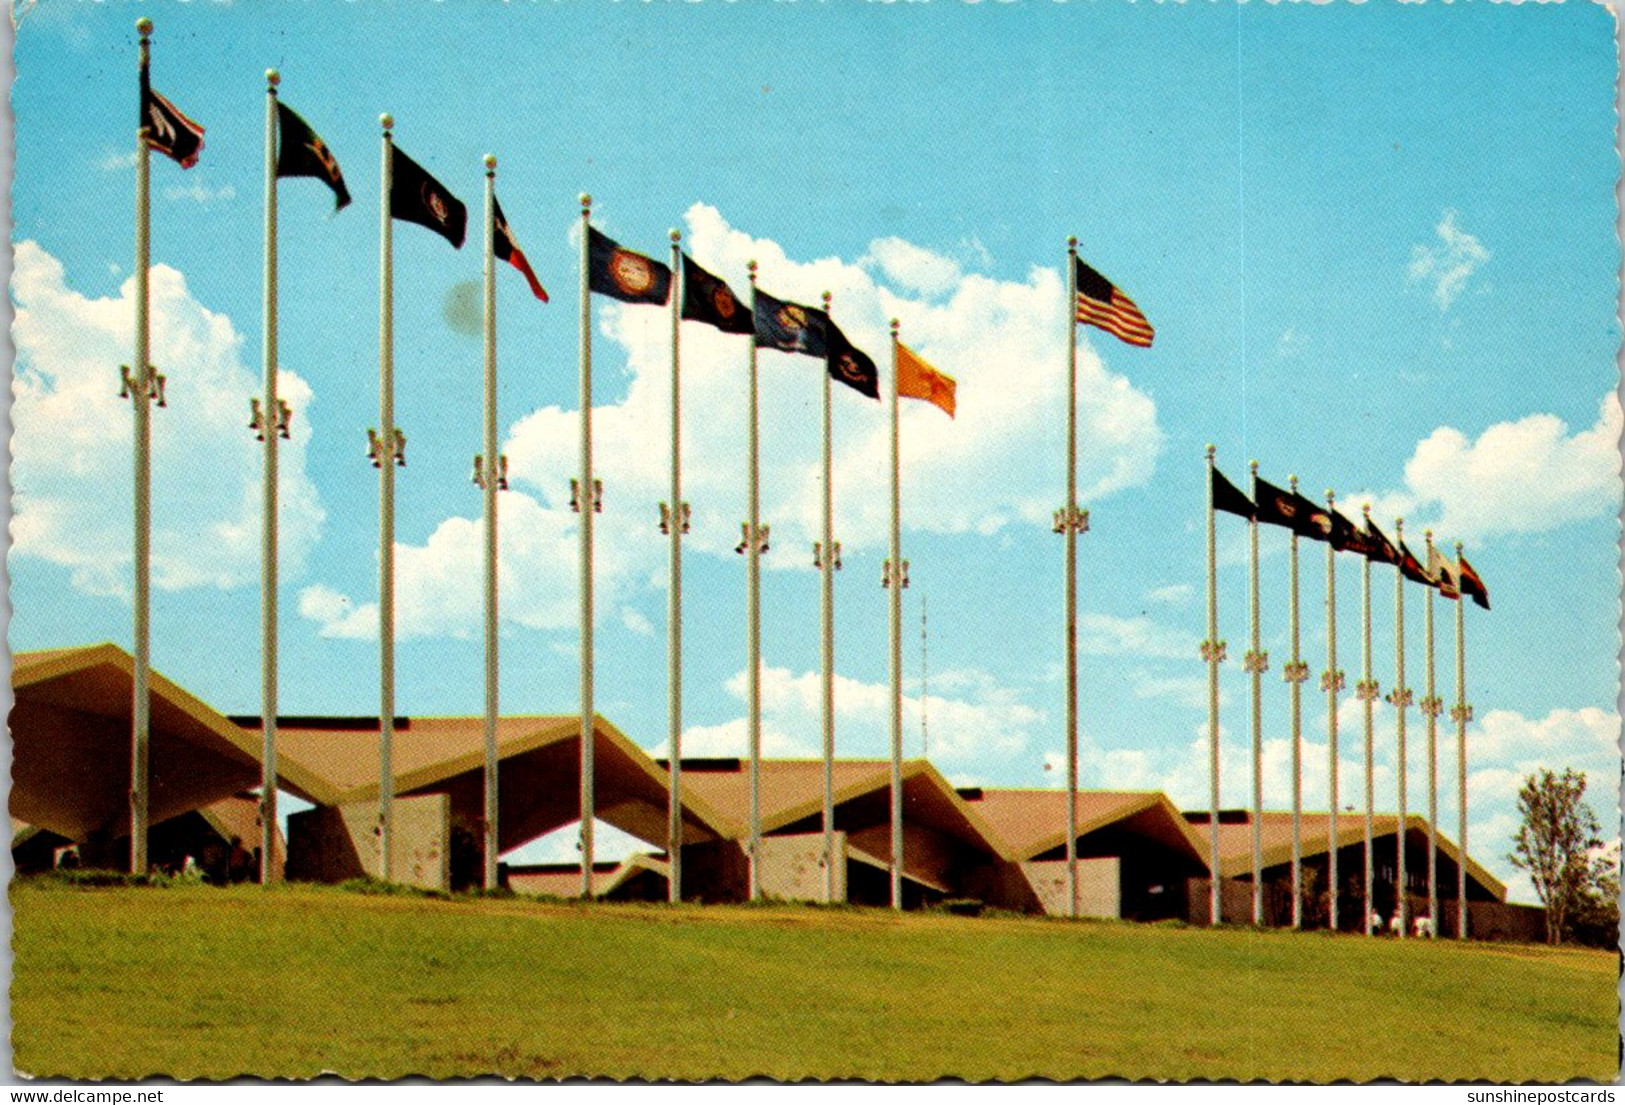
[128,17,155,877]
[820,291,838,906]
[376,114,397,883]
[1286,475,1307,929]
[1358,505,1378,935]
[745,260,762,903]
[666,229,685,905]
[1389,518,1412,940]
[578,194,596,898]
[1203,445,1222,927]
[259,68,282,884]
[480,155,500,891]
[1063,237,1082,922]
[1247,461,1265,926]
[1423,530,1440,934]
[1452,540,1470,940]
[888,319,904,911]
[1323,490,1343,933]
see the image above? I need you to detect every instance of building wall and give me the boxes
[757,832,846,904]
[845,822,959,891]
[678,839,750,904]
[1018,858,1121,918]
[286,795,449,891]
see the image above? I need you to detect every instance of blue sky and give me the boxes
[9,0,1620,900]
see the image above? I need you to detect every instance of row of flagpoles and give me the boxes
[126,23,1183,916]
[1203,453,1491,937]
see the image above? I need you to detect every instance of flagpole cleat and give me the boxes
[1450,704,1474,724]
[833,541,841,570]
[1283,659,1311,685]
[473,456,486,489]
[393,428,406,467]
[497,456,508,491]
[118,365,135,400]
[1387,686,1414,709]
[249,398,267,441]
[1321,670,1346,694]
[1355,678,1381,702]
[1419,695,1444,719]
[277,400,293,439]
[735,522,749,555]
[659,503,671,536]
[1243,649,1270,674]
[1200,640,1227,663]
[570,479,582,514]
[680,502,691,535]
[592,478,603,513]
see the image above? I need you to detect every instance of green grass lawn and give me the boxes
[11,880,1617,1082]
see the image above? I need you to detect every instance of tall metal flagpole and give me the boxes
[258,69,283,883]
[1060,237,1085,921]
[1285,475,1308,928]
[1246,461,1266,925]
[376,113,398,882]
[479,155,500,891]
[1452,541,1471,940]
[1357,505,1379,934]
[888,320,905,911]
[820,291,839,905]
[1388,518,1412,940]
[1423,530,1440,934]
[665,229,685,904]
[1323,490,1344,932]
[578,195,597,898]
[128,17,156,876]
[1202,446,1223,926]
[745,260,763,902]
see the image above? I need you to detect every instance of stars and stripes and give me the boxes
[1074,256,1153,348]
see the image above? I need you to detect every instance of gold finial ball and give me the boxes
[890,318,900,332]
[669,228,681,243]
[266,69,280,87]
[1067,235,1078,249]
[379,113,394,131]
[747,259,758,274]
[136,17,153,35]
[483,153,497,171]
[1425,528,1434,540]
[1326,489,1335,501]
[1396,516,1405,528]
[1288,473,1299,487]
[1362,503,1372,516]
[579,193,592,209]
[1249,459,1259,471]
[822,291,832,308]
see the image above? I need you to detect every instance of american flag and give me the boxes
[1074,257,1153,348]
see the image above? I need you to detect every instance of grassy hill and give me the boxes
[11,880,1617,1082]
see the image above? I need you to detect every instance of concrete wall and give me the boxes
[286,795,449,891]
[1020,858,1121,918]
[757,832,846,904]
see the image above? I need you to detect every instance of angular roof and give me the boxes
[506,853,671,898]
[965,788,1210,864]
[677,758,1014,862]
[1193,809,1507,901]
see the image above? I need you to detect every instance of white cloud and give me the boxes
[1347,394,1621,541]
[1146,583,1193,605]
[303,205,1163,641]
[11,240,325,597]
[503,819,650,865]
[1408,209,1489,310]
[621,608,655,637]
[664,662,1041,766]
[98,149,137,172]
[163,182,237,205]
[1078,612,1196,661]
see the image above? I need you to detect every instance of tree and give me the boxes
[1567,842,1620,950]
[1508,768,1604,945]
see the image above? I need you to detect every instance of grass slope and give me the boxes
[11,882,1617,1082]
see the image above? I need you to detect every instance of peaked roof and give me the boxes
[966,788,1211,865]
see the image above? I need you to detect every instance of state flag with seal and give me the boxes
[826,321,880,401]
[494,197,547,302]
[390,145,466,248]
[681,256,753,334]
[897,341,954,417]
[753,287,828,357]
[1327,506,1361,553]
[1210,466,1255,521]
[140,67,204,169]
[275,101,349,211]
[588,228,672,305]
[1355,516,1401,566]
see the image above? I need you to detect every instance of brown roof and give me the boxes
[966,789,1209,863]
[1197,810,1506,901]
[506,853,670,898]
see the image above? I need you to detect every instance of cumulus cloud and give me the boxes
[1346,394,1621,541]
[301,204,1163,640]
[162,182,237,205]
[1408,209,1489,310]
[11,240,325,597]
[1078,613,1196,661]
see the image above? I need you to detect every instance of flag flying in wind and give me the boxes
[1254,477,1331,540]
[1458,555,1490,610]
[275,101,349,210]
[1210,467,1256,520]
[492,197,547,302]
[897,342,956,417]
[588,227,671,305]
[1428,545,1461,600]
[1355,516,1401,565]
[390,146,466,248]
[1327,506,1361,553]
[681,255,753,334]
[753,287,828,357]
[140,67,204,169]
[826,322,881,400]
[1398,541,1434,586]
[1074,257,1153,347]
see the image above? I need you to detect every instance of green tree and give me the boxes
[1508,768,1604,945]
[1567,842,1620,949]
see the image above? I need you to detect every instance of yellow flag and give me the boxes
[897,342,956,419]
